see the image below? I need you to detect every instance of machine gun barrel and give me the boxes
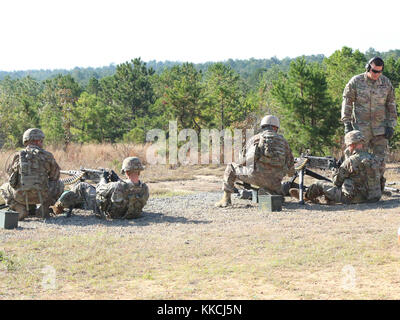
[60,167,120,186]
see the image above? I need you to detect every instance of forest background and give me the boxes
[1,46,400,157]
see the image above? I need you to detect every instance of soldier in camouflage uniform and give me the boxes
[341,56,397,189]
[96,157,149,219]
[0,128,64,220]
[215,115,295,207]
[290,131,383,204]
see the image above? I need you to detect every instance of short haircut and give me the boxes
[370,57,384,66]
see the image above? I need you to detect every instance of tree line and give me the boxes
[1,46,400,156]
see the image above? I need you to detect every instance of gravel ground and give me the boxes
[0,192,233,241]
[2,190,399,243]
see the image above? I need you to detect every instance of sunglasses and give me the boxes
[371,68,383,74]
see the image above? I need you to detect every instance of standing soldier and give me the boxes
[341,56,397,190]
[0,128,64,220]
[290,131,382,204]
[215,115,295,207]
[96,157,149,219]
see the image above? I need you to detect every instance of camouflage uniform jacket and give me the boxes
[251,129,295,177]
[333,150,382,203]
[96,179,149,219]
[6,145,61,204]
[341,72,397,136]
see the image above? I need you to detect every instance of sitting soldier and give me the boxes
[215,115,295,207]
[0,128,64,220]
[289,130,383,204]
[96,157,149,219]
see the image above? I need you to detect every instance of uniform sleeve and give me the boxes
[47,154,61,181]
[285,141,295,176]
[385,81,397,128]
[96,181,117,199]
[241,134,259,166]
[139,183,149,206]
[7,152,20,176]
[341,79,356,124]
[333,159,352,187]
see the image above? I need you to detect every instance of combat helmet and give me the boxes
[260,115,280,129]
[344,130,365,146]
[121,157,145,174]
[22,128,45,145]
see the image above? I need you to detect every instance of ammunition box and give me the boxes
[0,209,19,229]
[258,195,283,212]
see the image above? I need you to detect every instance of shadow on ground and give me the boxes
[30,210,211,228]
[283,196,400,212]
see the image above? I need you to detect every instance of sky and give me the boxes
[1,0,399,71]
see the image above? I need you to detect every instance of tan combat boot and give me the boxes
[215,191,232,207]
[50,201,65,215]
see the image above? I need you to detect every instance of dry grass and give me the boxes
[1,143,400,299]
[2,207,400,300]
[0,143,226,185]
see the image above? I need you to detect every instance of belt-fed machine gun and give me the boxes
[293,154,341,204]
[60,167,120,185]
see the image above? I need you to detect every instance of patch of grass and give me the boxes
[0,250,17,272]
[150,187,194,198]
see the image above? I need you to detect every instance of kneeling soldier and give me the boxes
[215,115,295,207]
[0,128,64,220]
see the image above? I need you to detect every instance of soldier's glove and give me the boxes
[100,171,110,184]
[344,122,354,134]
[384,126,394,140]
[109,170,120,182]
[51,201,64,215]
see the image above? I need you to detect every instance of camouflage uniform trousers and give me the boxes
[96,180,149,219]
[59,182,97,211]
[358,125,387,172]
[223,162,285,195]
[0,180,64,218]
[306,180,380,204]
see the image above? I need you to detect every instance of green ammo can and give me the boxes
[0,209,19,229]
[258,195,283,212]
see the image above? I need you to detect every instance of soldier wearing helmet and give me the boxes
[215,115,295,207]
[0,128,64,220]
[289,130,383,204]
[95,157,149,219]
[342,57,397,193]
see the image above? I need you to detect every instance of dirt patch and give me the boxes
[148,175,221,193]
